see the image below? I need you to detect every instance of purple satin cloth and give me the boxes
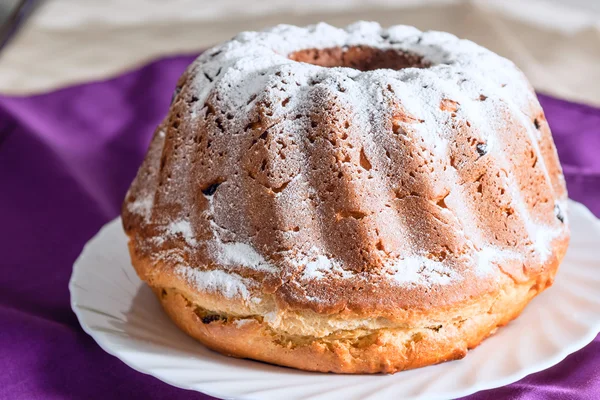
[1,54,599,400]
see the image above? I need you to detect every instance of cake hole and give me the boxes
[336,210,368,220]
[215,118,224,132]
[392,121,407,136]
[245,120,262,132]
[201,179,225,196]
[205,103,215,117]
[271,180,290,194]
[440,99,459,112]
[288,46,431,71]
[359,148,372,170]
[476,143,488,157]
[555,204,565,223]
[247,93,258,105]
[534,118,541,129]
[201,314,223,324]
[436,193,449,209]
[449,156,457,169]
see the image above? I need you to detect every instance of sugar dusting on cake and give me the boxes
[175,265,253,300]
[156,249,258,302]
[475,246,524,277]
[201,192,278,273]
[216,241,276,273]
[188,21,535,138]
[385,256,460,286]
[130,22,568,304]
[295,249,354,280]
[127,195,153,221]
[532,225,564,262]
[166,220,197,246]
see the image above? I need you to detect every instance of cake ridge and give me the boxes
[123,21,568,312]
[121,22,570,373]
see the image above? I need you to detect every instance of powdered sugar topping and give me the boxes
[175,265,253,301]
[166,220,197,246]
[216,241,276,273]
[203,193,277,273]
[127,195,153,221]
[385,255,461,287]
[475,246,524,277]
[137,21,567,303]
[189,21,533,128]
[295,249,354,280]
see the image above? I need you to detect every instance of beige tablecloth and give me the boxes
[1,0,599,106]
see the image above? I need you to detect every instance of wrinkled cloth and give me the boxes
[0,55,598,400]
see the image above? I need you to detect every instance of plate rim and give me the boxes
[69,199,600,400]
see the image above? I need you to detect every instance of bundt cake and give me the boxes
[122,22,569,373]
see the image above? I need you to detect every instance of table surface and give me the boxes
[1,54,599,399]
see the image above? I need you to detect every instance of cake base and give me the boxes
[150,268,558,374]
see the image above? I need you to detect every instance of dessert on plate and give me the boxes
[122,22,569,373]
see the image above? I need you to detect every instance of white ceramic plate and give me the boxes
[70,200,600,400]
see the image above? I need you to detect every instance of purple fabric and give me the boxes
[0,54,598,400]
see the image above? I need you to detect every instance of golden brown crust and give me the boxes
[121,23,571,373]
[151,265,557,374]
[128,238,567,373]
